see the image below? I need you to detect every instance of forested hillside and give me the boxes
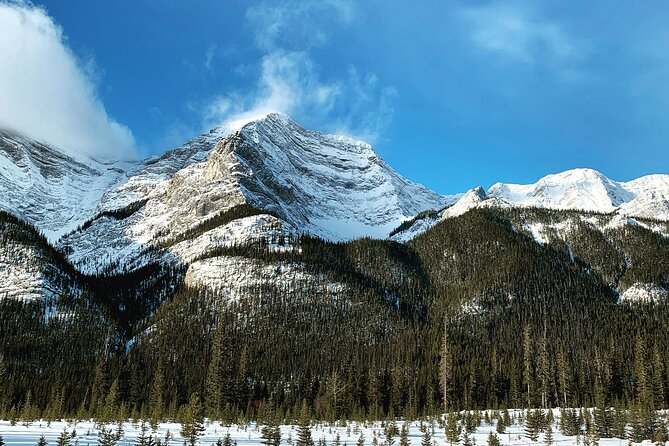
[1,206,668,442]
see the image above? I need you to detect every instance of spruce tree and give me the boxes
[261,421,282,446]
[420,429,430,446]
[206,325,224,419]
[486,432,500,446]
[445,413,461,445]
[440,331,453,411]
[37,435,48,446]
[56,429,70,446]
[524,410,540,442]
[296,400,314,446]
[544,425,554,446]
[399,423,409,446]
[180,393,205,446]
[99,427,118,446]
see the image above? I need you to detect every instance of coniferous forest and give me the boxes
[1,207,669,441]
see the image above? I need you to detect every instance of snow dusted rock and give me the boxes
[487,168,669,220]
[393,168,669,241]
[185,255,347,299]
[620,283,668,304]
[0,215,79,301]
[59,113,449,273]
[0,130,128,241]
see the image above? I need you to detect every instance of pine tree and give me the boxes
[56,429,70,446]
[440,330,454,411]
[537,336,550,409]
[261,420,282,446]
[544,425,554,446]
[486,432,500,446]
[149,361,165,424]
[296,400,314,446]
[180,393,205,446]
[102,378,120,423]
[462,430,472,446]
[445,413,461,445]
[399,423,409,446]
[20,391,35,426]
[524,410,541,442]
[420,429,430,446]
[206,325,224,419]
[556,346,572,407]
[523,326,534,408]
[37,435,48,446]
[357,433,365,446]
[384,422,397,446]
[99,427,119,446]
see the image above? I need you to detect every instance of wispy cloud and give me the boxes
[204,44,218,72]
[460,3,585,80]
[0,1,135,159]
[203,0,395,144]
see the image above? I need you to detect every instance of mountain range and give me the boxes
[2,112,669,420]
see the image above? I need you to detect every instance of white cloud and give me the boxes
[0,2,135,159]
[461,3,580,68]
[203,0,396,145]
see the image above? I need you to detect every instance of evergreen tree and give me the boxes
[102,378,120,423]
[486,432,500,446]
[149,361,165,424]
[56,429,70,446]
[296,400,314,446]
[524,410,541,442]
[544,425,554,446]
[440,331,454,411]
[445,413,461,445]
[261,421,282,446]
[99,427,119,446]
[399,424,409,446]
[420,429,430,446]
[523,326,534,408]
[205,325,224,419]
[37,435,48,446]
[180,393,205,446]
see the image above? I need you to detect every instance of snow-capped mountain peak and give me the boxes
[487,168,636,213]
[51,113,451,273]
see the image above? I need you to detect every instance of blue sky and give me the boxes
[1,1,668,195]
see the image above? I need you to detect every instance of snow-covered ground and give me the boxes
[0,411,655,446]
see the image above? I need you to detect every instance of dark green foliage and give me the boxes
[180,393,205,446]
[296,401,314,446]
[158,204,278,248]
[79,199,148,231]
[2,206,669,426]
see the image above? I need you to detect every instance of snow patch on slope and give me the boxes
[620,283,668,304]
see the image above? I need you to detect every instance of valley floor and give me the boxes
[0,410,655,446]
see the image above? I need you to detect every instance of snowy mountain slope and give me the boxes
[392,168,669,241]
[487,168,669,218]
[0,212,80,301]
[0,129,129,241]
[59,113,451,273]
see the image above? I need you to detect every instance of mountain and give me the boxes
[0,129,128,241]
[2,112,669,427]
[57,112,453,274]
[392,168,669,241]
[487,168,669,218]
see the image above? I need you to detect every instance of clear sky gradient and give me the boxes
[4,0,669,195]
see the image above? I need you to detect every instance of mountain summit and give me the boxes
[2,114,668,275]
